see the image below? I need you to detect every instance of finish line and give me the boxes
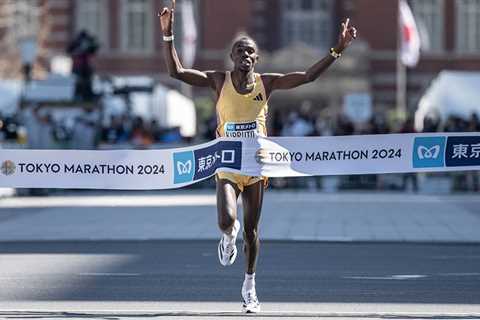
[0,132,479,190]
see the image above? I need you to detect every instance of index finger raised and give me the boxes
[172,0,176,11]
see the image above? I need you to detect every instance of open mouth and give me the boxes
[240,60,252,68]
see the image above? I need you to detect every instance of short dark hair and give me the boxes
[231,36,258,52]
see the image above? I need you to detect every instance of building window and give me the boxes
[411,0,444,52]
[75,0,108,50]
[456,0,480,53]
[121,0,153,54]
[281,0,333,51]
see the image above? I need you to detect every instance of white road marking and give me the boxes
[1,192,480,208]
[77,273,141,277]
[438,272,480,277]
[344,274,427,280]
[0,195,217,208]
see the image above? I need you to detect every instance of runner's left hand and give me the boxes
[335,18,357,53]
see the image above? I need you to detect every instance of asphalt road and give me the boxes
[1,241,480,319]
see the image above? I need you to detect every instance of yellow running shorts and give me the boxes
[216,172,267,192]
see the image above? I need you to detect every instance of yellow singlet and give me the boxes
[215,71,268,191]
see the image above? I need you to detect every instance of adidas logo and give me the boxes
[253,93,263,101]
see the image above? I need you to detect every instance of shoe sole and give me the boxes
[242,304,260,313]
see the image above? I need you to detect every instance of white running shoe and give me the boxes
[242,285,261,313]
[217,219,240,266]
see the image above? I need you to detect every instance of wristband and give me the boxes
[330,47,342,59]
[163,34,174,42]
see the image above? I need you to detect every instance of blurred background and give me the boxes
[0,0,480,195]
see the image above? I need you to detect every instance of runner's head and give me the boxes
[230,36,258,72]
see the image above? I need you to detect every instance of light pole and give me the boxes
[18,36,37,83]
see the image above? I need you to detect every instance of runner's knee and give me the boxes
[218,211,236,232]
[243,228,259,244]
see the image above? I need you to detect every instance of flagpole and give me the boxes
[180,0,196,99]
[396,0,407,118]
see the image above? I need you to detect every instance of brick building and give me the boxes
[251,0,480,111]
[1,0,480,115]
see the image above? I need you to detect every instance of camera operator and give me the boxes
[67,30,99,101]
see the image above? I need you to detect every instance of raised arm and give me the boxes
[159,0,216,89]
[263,19,357,94]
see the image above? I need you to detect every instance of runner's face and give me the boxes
[231,40,258,72]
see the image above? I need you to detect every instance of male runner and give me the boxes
[159,0,356,313]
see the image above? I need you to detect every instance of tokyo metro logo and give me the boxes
[173,151,195,184]
[412,137,446,168]
[417,145,441,160]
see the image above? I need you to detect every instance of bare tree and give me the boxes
[0,0,41,78]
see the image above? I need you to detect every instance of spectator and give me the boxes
[33,107,55,149]
[467,113,480,191]
[72,106,98,149]
[103,115,129,144]
[281,111,314,136]
[315,117,334,136]
[468,113,480,132]
[400,116,418,192]
[161,126,183,143]
[67,30,99,101]
[399,116,415,134]
[335,114,355,136]
[422,115,440,133]
[149,119,159,141]
[131,116,153,147]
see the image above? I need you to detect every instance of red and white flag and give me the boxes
[399,0,421,67]
[181,0,197,68]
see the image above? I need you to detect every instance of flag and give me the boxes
[399,0,421,67]
[181,0,197,68]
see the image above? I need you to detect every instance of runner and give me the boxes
[159,0,356,313]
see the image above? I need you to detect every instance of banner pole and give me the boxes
[396,0,407,118]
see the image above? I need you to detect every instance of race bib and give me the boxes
[224,121,260,138]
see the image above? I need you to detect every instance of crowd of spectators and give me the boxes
[266,108,480,192]
[270,109,480,137]
[100,115,183,147]
[0,110,185,149]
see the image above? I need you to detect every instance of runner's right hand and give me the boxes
[255,148,269,164]
[158,0,175,35]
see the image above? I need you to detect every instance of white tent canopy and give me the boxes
[102,77,197,138]
[415,71,480,131]
[152,85,196,138]
[0,80,22,116]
